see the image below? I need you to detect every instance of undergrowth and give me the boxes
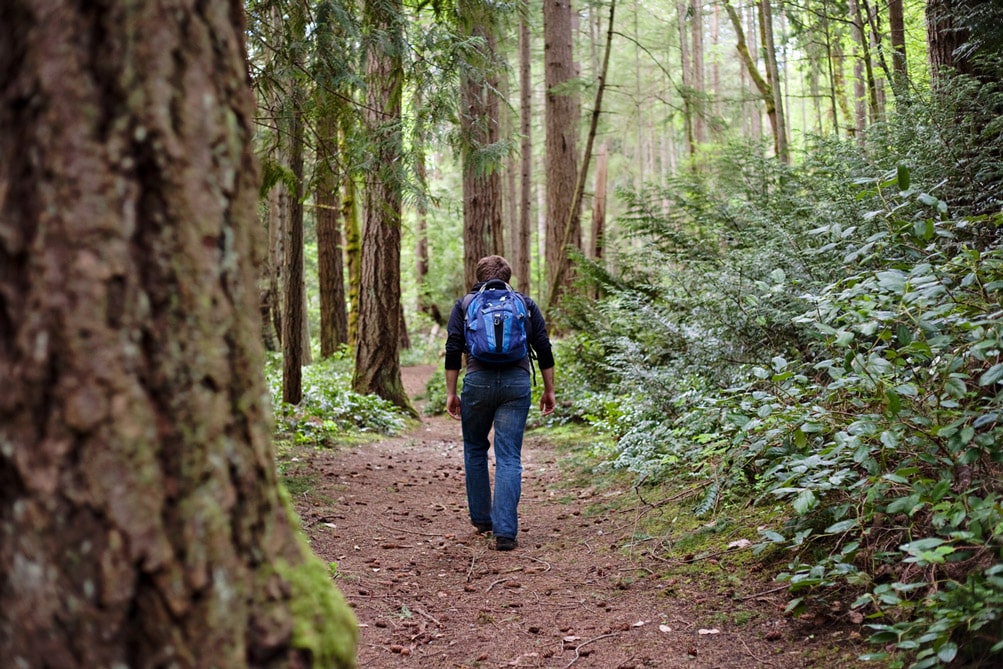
[266,352,407,447]
[557,126,1003,669]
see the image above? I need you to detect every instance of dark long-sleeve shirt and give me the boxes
[444,281,555,373]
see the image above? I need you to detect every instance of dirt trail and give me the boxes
[294,366,860,668]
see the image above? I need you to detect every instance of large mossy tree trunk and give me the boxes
[0,3,356,667]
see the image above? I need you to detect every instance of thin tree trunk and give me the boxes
[591,141,608,264]
[282,96,305,405]
[677,1,695,159]
[849,0,880,127]
[316,115,349,358]
[0,2,356,665]
[342,172,361,347]
[723,0,780,156]
[267,180,286,346]
[691,0,706,145]
[518,11,533,294]
[888,0,908,95]
[758,0,789,162]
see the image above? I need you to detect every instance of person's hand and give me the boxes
[539,390,556,416]
[446,393,462,420]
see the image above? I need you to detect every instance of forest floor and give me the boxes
[289,365,870,668]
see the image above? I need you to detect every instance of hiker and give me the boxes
[444,255,556,551]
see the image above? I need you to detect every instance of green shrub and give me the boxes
[265,354,407,444]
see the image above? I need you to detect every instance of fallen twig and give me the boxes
[737,584,789,601]
[520,555,552,572]
[486,578,510,592]
[377,523,441,538]
[739,634,776,667]
[563,632,620,668]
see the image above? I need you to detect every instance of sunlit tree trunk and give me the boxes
[724,0,784,158]
[354,0,415,415]
[0,2,357,665]
[758,0,788,162]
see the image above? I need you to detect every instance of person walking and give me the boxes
[444,255,556,551]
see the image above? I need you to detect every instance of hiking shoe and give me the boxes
[495,536,518,551]
[473,522,493,534]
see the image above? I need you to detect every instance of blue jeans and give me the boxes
[460,367,532,540]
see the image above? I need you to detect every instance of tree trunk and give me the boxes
[545,0,616,312]
[849,0,881,128]
[677,1,696,159]
[354,0,416,416]
[543,0,580,302]
[517,12,534,296]
[342,172,361,347]
[459,0,503,288]
[0,2,356,666]
[267,182,287,347]
[316,114,349,358]
[690,0,706,146]
[888,0,908,95]
[758,0,789,162]
[723,0,781,157]
[282,97,305,405]
[591,142,608,266]
[926,0,979,82]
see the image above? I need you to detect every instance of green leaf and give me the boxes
[825,519,858,533]
[793,489,818,515]
[979,363,1003,386]
[897,164,910,191]
[885,389,901,416]
[937,642,958,663]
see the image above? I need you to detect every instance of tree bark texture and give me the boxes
[354,0,416,416]
[459,0,503,289]
[543,0,580,300]
[316,113,349,358]
[0,3,357,667]
[888,0,908,94]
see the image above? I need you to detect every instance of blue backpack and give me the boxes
[462,280,530,365]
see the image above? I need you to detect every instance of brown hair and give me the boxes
[475,255,512,283]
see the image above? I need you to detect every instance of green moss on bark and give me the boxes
[274,486,357,668]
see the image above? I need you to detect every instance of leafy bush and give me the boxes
[559,133,1003,667]
[265,354,407,444]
